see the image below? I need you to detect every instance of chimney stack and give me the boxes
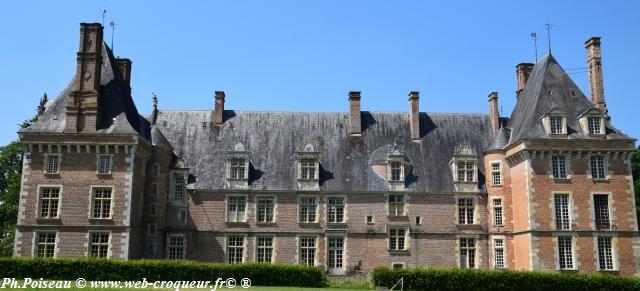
[585,37,607,114]
[515,63,534,98]
[348,91,362,135]
[213,91,225,125]
[65,23,104,133]
[116,58,132,86]
[408,91,420,140]
[488,92,500,136]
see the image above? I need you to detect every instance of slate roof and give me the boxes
[21,42,151,140]
[154,110,495,192]
[505,54,631,146]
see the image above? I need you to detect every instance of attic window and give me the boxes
[549,116,564,134]
[571,90,576,97]
[162,121,167,127]
[201,122,207,129]
[588,117,603,135]
[53,114,59,120]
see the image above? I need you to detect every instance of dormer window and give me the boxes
[578,107,605,137]
[300,158,318,180]
[541,109,567,135]
[450,143,478,192]
[588,117,602,134]
[457,161,476,182]
[296,143,320,190]
[550,116,564,134]
[226,143,250,189]
[229,157,247,179]
[390,162,402,181]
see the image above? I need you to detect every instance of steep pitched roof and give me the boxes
[506,54,631,146]
[154,110,495,192]
[21,43,151,140]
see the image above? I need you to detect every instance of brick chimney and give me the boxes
[348,91,362,135]
[65,23,104,133]
[586,37,607,114]
[116,58,132,86]
[408,91,420,140]
[515,63,534,98]
[488,92,500,136]
[213,91,225,125]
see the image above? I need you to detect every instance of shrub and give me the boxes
[0,258,327,287]
[371,267,640,291]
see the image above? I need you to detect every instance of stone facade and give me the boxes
[14,23,639,276]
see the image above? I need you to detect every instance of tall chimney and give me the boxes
[586,37,607,114]
[65,23,104,133]
[213,91,225,125]
[348,91,361,135]
[488,92,500,136]
[408,91,420,140]
[515,63,534,98]
[116,58,132,86]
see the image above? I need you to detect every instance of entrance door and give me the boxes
[327,237,345,275]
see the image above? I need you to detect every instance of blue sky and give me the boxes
[1,1,638,145]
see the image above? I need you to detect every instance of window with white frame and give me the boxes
[590,156,606,180]
[457,161,476,182]
[35,232,56,258]
[389,227,407,251]
[227,196,247,222]
[149,203,158,217]
[554,194,571,230]
[256,236,274,263]
[594,194,610,230]
[551,156,567,179]
[493,198,503,227]
[459,237,476,268]
[173,174,185,200]
[44,154,60,174]
[299,237,316,266]
[550,116,564,134]
[88,232,110,258]
[491,162,501,186]
[229,157,247,179]
[91,187,112,219]
[97,154,112,174]
[458,198,475,224]
[588,117,602,134]
[167,235,186,259]
[366,215,374,224]
[390,162,402,181]
[299,197,317,223]
[147,223,157,236]
[147,242,157,256]
[327,197,345,223]
[597,237,615,270]
[256,196,275,223]
[227,236,244,264]
[557,236,574,269]
[300,158,317,180]
[178,209,187,224]
[39,187,60,218]
[388,194,405,216]
[494,238,505,269]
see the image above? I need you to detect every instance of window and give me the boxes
[491,162,501,186]
[39,187,60,218]
[590,156,606,180]
[173,174,185,200]
[151,183,158,198]
[551,156,567,179]
[88,232,110,258]
[327,197,345,223]
[178,209,187,224]
[256,236,274,263]
[167,235,186,259]
[594,194,610,230]
[597,237,615,270]
[44,154,60,174]
[558,236,574,269]
[493,198,503,227]
[299,197,317,223]
[458,198,475,224]
[459,238,476,268]
[152,164,160,177]
[97,154,112,174]
[389,228,407,251]
[149,203,158,217]
[554,194,571,230]
[229,158,247,179]
[35,232,56,258]
[299,237,316,266]
[392,263,405,270]
[457,161,476,182]
[388,194,405,216]
[256,196,275,223]
[415,216,421,225]
[390,162,402,181]
[300,158,317,180]
[227,236,244,264]
[366,215,374,224]
[588,117,602,134]
[227,196,247,222]
[91,187,112,219]
[147,242,157,256]
[550,116,564,134]
[147,223,157,236]
[494,238,505,269]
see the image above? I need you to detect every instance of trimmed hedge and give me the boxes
[0,258,327,287]
[372,267,640,291]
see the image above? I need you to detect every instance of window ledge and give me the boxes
[549,133,568,137]
[598,269,619,273]
[552,178,572,183]
[388,249,411,255]
[36,218,61,224]
[557,269,579,272]
[591,178,610,183]
[97,172,112,175]
[226,178,248,181]
[491,184,503,188]
[256,221,277,226]
[43,173,60,177]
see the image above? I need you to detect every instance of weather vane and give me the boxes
[110,21,117,53]
[545,22,554,54]
[531,32,539,62]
